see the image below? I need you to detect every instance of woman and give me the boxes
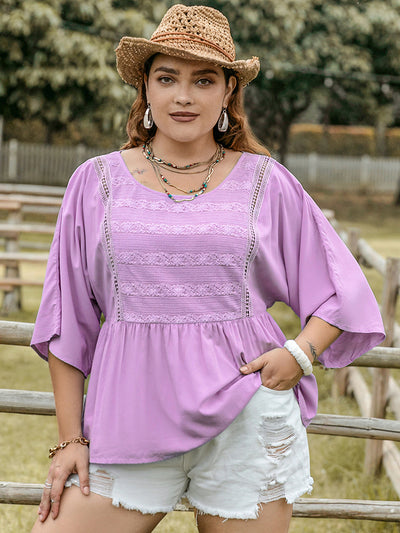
[30,4,385,533]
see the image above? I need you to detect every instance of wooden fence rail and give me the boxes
[329,216,400,503]
[1,482,399,522]
[2,318,400,521]
[1,211,400,522]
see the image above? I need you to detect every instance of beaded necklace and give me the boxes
[143,141,222,173]
[142,142,225,202]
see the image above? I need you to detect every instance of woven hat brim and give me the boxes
[115,37,260,88]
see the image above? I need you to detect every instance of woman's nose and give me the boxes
[174,86,194,106]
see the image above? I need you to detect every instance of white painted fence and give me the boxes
[287,153,400,192]
[1,140,400,191]
[0,140,101,186]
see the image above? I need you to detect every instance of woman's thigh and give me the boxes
[196,499,293,533]
[31,485,166,533]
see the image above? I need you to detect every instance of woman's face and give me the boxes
[145,54,236,145]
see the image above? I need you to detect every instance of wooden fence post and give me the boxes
[308,152,318,186]
[1,204,22,315]
[334,228,361,397]
[8,139,18,182]
[365,257,400,476]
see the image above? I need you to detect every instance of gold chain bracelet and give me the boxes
[49,436,90,458]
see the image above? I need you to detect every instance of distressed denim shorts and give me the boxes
[66,385,313,520]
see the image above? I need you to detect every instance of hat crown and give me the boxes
[150,4,236,62]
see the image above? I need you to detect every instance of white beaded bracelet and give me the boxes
[284,340,313,376]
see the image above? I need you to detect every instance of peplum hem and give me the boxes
[82,313,308,463]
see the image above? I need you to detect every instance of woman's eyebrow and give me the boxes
[154,66,179,75]
[153,66,219,76]
[191,68,219,76]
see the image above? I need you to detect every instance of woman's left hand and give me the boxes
[240,348,304,390]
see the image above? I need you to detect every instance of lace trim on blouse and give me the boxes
[242,157,273,317]
[112,221,248,239]
[123,311,241,324]
[115,251,243,267]
[112,198,247,213]
[120,282,241,298]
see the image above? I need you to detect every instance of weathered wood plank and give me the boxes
[349,347,400,368]
[1,483,400,521]
[0,194,62,207]
[0,184,65,197]
[2,388,400,441]
[0,389,55,415]
[358,238,387,275]
[0,321,34,345]
[0,199,21,211]
[346,367,400,498]
[365,257,400,476]
[308,413,400,440]
[0,223,55,235]
[0,278,43,287]
[292,498,400,521]
[0,252,49,263]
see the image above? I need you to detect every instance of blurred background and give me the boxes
[1,0,400,190]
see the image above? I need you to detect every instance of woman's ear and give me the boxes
[223,75,237,107]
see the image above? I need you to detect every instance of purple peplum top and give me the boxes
[31,151,385,464]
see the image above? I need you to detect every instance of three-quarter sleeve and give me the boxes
[255,161,385,368]
[31,160,102,377]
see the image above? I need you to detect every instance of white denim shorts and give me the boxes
[67,385,313,520]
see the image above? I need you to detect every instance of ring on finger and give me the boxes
[44,482,52,489]
[50,499,56,504]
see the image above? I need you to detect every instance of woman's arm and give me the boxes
[38,352,90,522]
[240,317,342,390]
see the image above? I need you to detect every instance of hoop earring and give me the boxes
[143,104,154,129]
[217,107,229,133]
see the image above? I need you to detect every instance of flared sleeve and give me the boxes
[31,160,102,377]
[255,160,385,368]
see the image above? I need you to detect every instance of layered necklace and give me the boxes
[142,141,225,203]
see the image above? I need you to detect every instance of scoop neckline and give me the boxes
[116,149,245,199]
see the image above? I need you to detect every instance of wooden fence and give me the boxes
[329,221,400,490]
[1,321,400,521]
[1,139,400,192]
[1,197,400,523]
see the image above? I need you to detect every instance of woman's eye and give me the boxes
[158,76,173,84]
[196,78,213,86]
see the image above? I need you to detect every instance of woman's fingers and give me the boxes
[77,458,90,496]
[38,482,52,522]
[240,353,267,374]
[49,467,70,519]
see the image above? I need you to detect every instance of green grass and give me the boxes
[1,191,399,532]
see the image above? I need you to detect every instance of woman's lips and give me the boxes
[170,113,199,122]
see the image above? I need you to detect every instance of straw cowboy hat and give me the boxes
[115,4,260,88]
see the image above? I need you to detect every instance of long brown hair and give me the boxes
[120,56,270,156]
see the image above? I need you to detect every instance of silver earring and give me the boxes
[143,104,154,129]
[217,107,229,133]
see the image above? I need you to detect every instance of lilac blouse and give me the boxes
[31,151,385,463]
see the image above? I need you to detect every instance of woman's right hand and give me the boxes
[38,443,90,522]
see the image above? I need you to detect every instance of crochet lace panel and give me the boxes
[95,153,271,324]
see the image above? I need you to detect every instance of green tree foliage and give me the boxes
[0,0,162,142]
[174,0,400,161]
